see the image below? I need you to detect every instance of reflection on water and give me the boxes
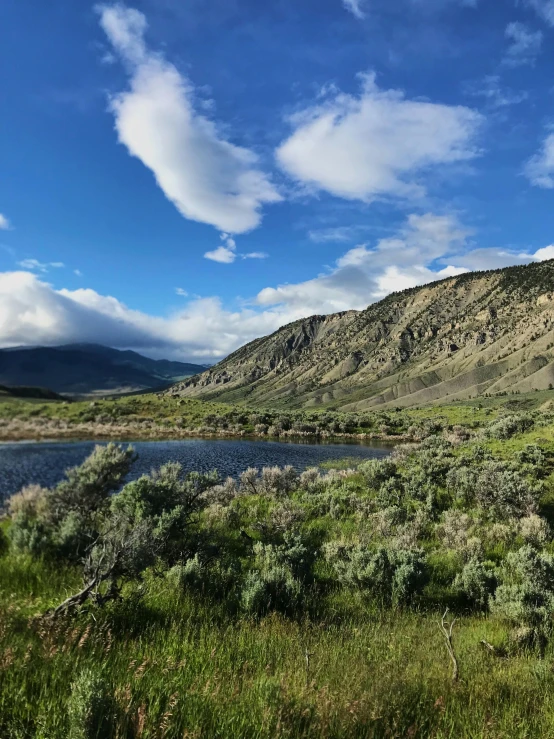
[0,438,392,500]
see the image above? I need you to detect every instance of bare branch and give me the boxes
[438,608,459,682]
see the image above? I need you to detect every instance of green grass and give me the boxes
[3,555,554,739]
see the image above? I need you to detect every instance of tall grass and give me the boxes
[2,556,554,738]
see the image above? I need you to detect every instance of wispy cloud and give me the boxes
[524,131,554,189]
[204,234,269,263]
[276,72,483,204]
[98,3,281,234]
[466,75,528,109]
[17,259,65,273]
[524,0,554,26]
[175,287,188,297]
[342,0,367,19]
[504,22,542,66]
[0,214,11,231]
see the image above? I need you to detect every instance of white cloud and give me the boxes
[256,213,471,313]
[534,245,554,260]
[0,214,11,230]
[276,73,482,203]
[525,0,554,25]
[17,259,65,273]
[175,287,188,297]
[98,4,281,234]
[1,224,552,362]
[204,245,237,264]
[504,22,542,66]
[74,269,83,277]
[308,226,366,243]
[524,131,554,189]
[342,0,367,19]
[0,271,297,362]
[204,233,268,263]
[204,233,237,263]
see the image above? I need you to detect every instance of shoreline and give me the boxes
[0,421,409,446]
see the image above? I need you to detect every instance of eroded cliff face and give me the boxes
[167,260,554,409]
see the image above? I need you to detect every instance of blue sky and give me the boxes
[1,0,554,361]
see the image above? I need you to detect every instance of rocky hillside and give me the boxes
[168,260,554,410]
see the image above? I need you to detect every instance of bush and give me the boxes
[359,458,398,490]
[520,514,551,547]
[241,566,302,616]
[67,668,114,739]
[485,414,534,440]
[324,543,427,606]
[8,444,135,561]
[474,461,541,520]
[454,559,496,610]
[241,537,308,615]
[492,546,554,653]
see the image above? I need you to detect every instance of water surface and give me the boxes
[0,438,391,500]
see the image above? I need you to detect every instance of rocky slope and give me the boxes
[168,260,554,409]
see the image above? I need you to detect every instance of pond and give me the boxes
[0,438,393,500]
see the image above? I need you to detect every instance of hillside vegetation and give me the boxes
[170,260,554,410]
[4,387,554,442]
[4,409,554,736]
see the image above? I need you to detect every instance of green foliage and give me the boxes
[324,542,427,606]
[67,668,114,739]
[8,444,135,560]
[492,546,554,652]
[454,559,497,610]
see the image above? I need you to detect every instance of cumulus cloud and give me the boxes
[276,73,482,203]
[256,213,471,313]
[0,214,11,230]
[98,4,281,234]
[504,22,542,66]
[204,234,237,263]
[524,131,554,189]
[342,0,367,18]
[0,271,291,362]
[2,221,552,361]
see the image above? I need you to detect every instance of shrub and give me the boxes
[260,466,298,498]
[8,444,135,561]
[67,668,113,739]
[359,458,398,490]
[484,414,534,440]
[474,462,541,520]
[241,535,310,615]
[519,514,551,547]
[454,559,497,610]
[492,546,554,653]
[324,543,427,606]
[241,566,301,616]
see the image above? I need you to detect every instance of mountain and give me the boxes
[0,344,208,397]
[168,259,554,410]
[0,385,66,402]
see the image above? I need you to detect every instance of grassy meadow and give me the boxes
[3,395,554,736]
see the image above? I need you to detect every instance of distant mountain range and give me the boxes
[0,344,209,397]
[169,259,554,410]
